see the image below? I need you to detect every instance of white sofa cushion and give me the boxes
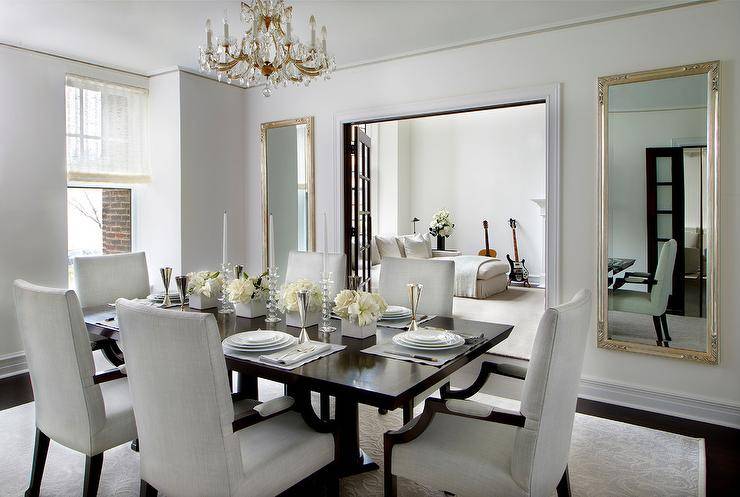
[376,235,404,259]
[402,234,433,259]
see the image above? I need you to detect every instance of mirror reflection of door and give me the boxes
[606,72,709,352]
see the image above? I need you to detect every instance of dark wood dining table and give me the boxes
[85,306,513,476]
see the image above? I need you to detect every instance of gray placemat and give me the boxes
[223,341,346,370]
[361,339,477,367]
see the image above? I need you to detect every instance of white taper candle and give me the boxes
[222,211,228,265]
[322,212,328,274]
[268,214,276,268]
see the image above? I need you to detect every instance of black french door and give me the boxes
[343,124,372,291]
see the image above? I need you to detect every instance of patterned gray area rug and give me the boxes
[0,395,704,497]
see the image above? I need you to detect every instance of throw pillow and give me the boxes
[402,234,433,259]
[375,235,403,259]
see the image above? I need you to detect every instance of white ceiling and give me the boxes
[0,0,701,76]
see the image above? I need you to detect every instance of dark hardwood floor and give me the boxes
[2,372,738,496]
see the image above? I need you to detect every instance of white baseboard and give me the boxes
[0,351,28,379]
[580,376,740,429]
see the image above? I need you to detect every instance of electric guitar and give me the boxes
[506,218,530,287]
[478,220,497,257]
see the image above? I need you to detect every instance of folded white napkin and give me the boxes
[259,341,332,366]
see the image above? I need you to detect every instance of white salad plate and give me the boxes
[224,332,295,351]
[229,331,283,346]
[393,332,464,350]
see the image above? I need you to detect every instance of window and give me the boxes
[65,75,149,183]
[66,75,147,285]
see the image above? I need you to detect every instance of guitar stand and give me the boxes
[508,277,531,288]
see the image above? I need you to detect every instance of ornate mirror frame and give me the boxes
[597,61,720,364]
[260,116,316,270]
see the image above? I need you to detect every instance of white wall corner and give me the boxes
[0,352,28,380]
[579,376,740,429]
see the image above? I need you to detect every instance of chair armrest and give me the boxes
[440,361,527,400]
[93,366,126,384]
[232,396,295,432]
[384,398,525,453]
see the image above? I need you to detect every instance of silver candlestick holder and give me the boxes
[219,262,234,314]
[296,289,311,344]
[406,283,424,331]
[159,267,173,307]
[265,266,281,323]
[319,271,336,334]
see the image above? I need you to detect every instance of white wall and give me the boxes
[243,1,740,413]
[179,72,247,274]
[405,106,546,278]
[138,71,181,285]
[0,45,148,363]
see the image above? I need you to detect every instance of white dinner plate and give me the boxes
[393,332,464,350]
[404,330,455,343]
[384,305,411,317]
[224,338,296,352]
[229,331,282,346]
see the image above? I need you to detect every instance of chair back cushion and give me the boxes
[117,300,240,497]
[649,239,678,310]
[74,251,150,308]
[378,257,454,316]
[512,289,592,496]
[13,280,105,454]
[284,251,346,297]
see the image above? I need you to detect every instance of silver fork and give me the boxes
[277,345,315,361]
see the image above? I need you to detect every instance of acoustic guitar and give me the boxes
[478,220,497,257]
[506,218,530,287]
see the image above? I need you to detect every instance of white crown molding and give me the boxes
[0,352,28,380]
[580,376,740,429]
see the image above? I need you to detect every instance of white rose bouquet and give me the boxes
[226,271,268,304]
[333,290,388,327]
[429,208,455,238]
[186,271,223,298]
[278,278,322,313]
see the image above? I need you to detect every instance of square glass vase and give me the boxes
[188,291,220,310]
[285,310,320,328]
[341,318,377,339]
[234,300,267,318]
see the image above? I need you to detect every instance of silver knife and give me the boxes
[385,351,438,362]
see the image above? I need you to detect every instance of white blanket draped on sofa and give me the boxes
[453,255,494,298]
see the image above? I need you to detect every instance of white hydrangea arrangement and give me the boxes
[186,271,223,298]
[429,208,455,238]
[278,278,322,313]
[333,290,388,327]
[226,271,268,304]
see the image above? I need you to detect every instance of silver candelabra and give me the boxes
[219,262,234,314]
[319,271,336,334]
[265,266,281,323]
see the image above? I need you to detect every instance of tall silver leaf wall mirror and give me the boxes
[261,116,315,275]
[597,62,719,364]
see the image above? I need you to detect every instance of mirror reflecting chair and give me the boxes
[13,280,137,497]
[384,289,592,497]
[379,257,455,422]
[116,299,338,497]
[598,61,719,363]
[610,239,678,347]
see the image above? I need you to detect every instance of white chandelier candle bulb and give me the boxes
[198,0,334,95]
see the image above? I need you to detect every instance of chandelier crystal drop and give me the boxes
[198,0,335,96]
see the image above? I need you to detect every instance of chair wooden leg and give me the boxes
[652,316,665,346]
[378,407,388,415]
[660,313,672,344]
[320,392,331,421]
[325,463,340,497]
[384,472,397,497]
[83,453,104,497]
[25,428,50,497]
[139,479,158,497]
[556,466,571,497]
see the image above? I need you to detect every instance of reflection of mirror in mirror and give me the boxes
[264,119,313,280]
[606,73,708,352]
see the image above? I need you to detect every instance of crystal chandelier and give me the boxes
[198,0,335,96]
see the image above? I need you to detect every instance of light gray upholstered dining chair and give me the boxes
[284,250,346,297]
[384,289,592,497]
[74,251,150,308]
[13,280,137,497]
[378,257,454,316]
[609,239,677,346]
[116,299,338,497]
[378,257,455,421]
